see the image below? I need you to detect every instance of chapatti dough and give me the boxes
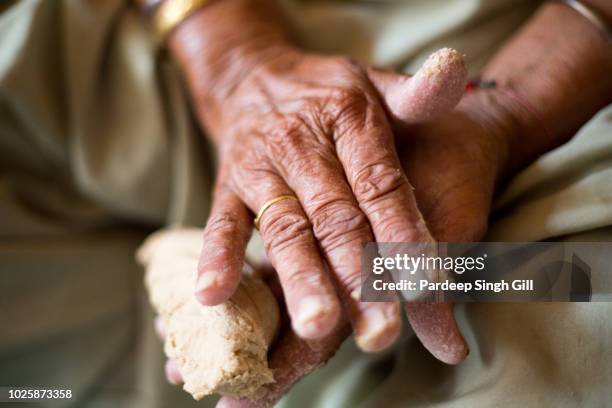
[138,229,279,399]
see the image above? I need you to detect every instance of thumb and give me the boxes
[405,302,468,365]
[368,48,468,125]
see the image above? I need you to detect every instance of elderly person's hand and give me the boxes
[155,44,472,399]
[155,87,519,405]
[208,92,509,407]
[156,85,511,404]
[169,5,468,351]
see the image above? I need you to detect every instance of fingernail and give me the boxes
[154,317,167,339]
[195,272,222,305]
[355,304,401,352]
[293,296,339,339]
[196,272,217,292]
[195,270,239,306]
[165,360,183,385]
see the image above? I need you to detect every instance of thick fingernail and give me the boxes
[165,360,183,385]
[292,296,340,339]
[355,304,401,352]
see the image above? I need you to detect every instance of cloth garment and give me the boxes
[1,0,611,407]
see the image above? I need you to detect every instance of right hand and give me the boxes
[185,45,468,351]
[215,84,523,408]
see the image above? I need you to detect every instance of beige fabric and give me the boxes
[1,0,611,407]
[488,107,612,241]
[0,0,214,229]
[0,1,213,406]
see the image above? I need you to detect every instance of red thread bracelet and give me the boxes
[465,79,552,142]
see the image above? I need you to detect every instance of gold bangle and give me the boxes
[254,195,298,230]
[153,0,212,44]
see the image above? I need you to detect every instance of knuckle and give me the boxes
[336,268,362,294]
[266,116,306,148]
[328,86,364,105]
[353,162,405,204]
[205,211,242,237]
[330,93,379,143]
[283,268,327,293]
[265,115,335,164]
[377,211,425,242]
[311,200,369,251]
[328,87,369,119]
[261,210,313,255]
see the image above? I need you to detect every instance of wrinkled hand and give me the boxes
[212,91,514,408]
[194,47,468,351]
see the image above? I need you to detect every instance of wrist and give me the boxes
[167,0,295,128]
[469,2,612,177]
[458,1,612,183]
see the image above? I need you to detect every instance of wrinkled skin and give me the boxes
[193,48,468,352]
[214,96,507,408]
[157,92,510,407]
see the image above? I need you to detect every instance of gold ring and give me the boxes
[254,195,298,230]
